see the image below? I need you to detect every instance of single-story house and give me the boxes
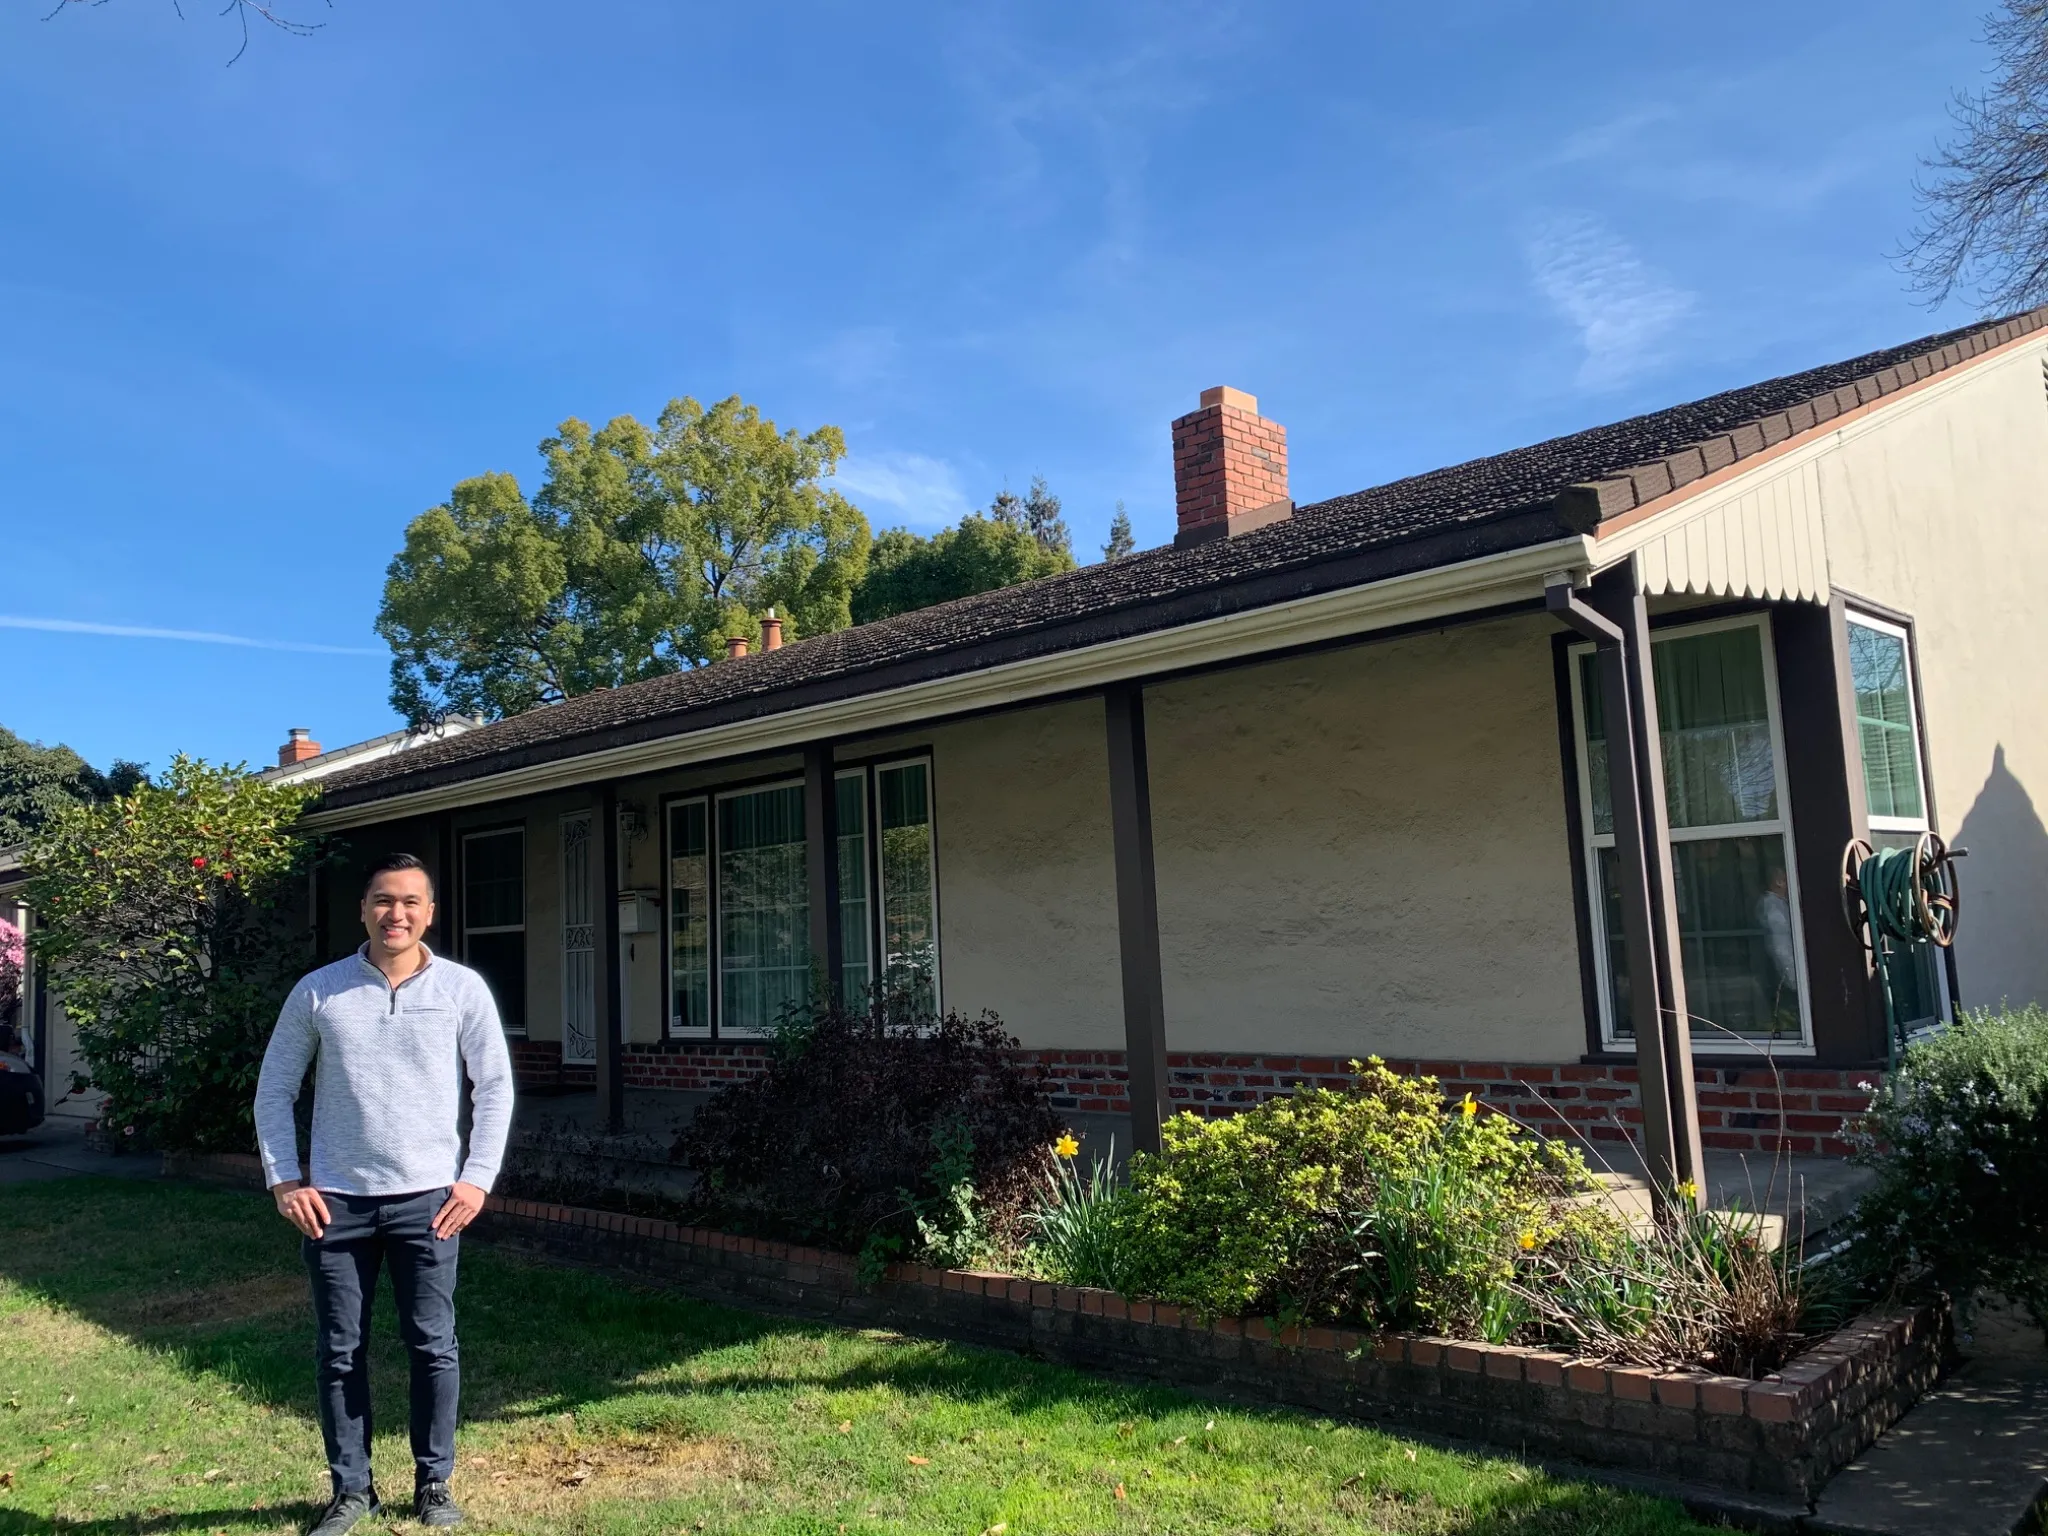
[18,313,2048,1180]
[280,308,2048,1180]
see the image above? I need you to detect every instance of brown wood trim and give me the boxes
[1773,603,1882,1065]
[1549,630,1607,1057]
[1590,322,2047,541]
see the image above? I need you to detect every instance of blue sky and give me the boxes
[0,0,1996,772]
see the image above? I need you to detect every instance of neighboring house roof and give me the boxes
[317,306,2048,814]
[262,716,482,786]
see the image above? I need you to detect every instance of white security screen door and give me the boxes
[560,811,597,1066]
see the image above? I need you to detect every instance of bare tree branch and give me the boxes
[1903,1,2048,310]
[43,0,330,65]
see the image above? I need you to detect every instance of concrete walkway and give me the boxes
[1811,1297,2048,1536]
[0,1117,166,1183]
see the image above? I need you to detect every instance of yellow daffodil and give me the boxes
[1675,1180,1699,1203]
[1055,1133,1080,1160]
[1518,1230,1537,1251]
[1460,1093,1478,1119]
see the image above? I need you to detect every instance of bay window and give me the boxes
[1570,615,1811,1050]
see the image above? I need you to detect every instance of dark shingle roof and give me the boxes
[319,307,2047,811]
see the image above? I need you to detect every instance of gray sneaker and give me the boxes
[308,1487,381,1535]
[415,1480,464,1527]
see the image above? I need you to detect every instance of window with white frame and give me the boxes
[664,758,938,1039]
[1570,615,1811,1050]
[1845,613,1947,1027]
[461,826,527,1034]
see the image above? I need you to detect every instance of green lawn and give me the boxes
[0,1178,1720,1535]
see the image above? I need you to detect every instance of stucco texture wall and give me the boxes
[1143,613,1588,1061]
[1817,343,2048,1010]
[916,700,1125,1051]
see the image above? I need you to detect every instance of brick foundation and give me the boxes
[506,1040,1877,1157]
[1036,1051,1877,1158]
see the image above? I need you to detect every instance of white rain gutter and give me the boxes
[301,532,1598,831]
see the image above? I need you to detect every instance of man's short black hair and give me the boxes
[363,852,435,899]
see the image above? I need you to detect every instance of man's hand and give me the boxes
[432,1181,486,1240]
[272,1180,330,1240]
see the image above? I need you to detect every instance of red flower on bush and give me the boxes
[190,856,208,870]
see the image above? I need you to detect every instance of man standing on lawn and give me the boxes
[255,852,515,1534]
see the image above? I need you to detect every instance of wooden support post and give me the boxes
[804,743,844,999]
[1591,563,1704,1200]
[1104,683,1170,1155]
[1549,566,1703,1205]
[594,783,626,1134]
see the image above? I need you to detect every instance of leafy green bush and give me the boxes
[24,756,320,1152]
[1849,1004,2048,1337]
[1104,1060,1593,1325]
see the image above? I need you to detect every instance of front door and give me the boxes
[560,811,597,1066]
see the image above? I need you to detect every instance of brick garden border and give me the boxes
[163,1149,1940,1505]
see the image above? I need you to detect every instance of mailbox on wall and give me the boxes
[616,890,661,935]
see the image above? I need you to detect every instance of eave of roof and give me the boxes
[314,306,2047,817]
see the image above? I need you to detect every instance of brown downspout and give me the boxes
[1546,565,1704,1210]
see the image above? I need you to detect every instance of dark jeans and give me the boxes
[303,1188,461,1496]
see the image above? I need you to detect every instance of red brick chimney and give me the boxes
[1172,386,1292,548]
[278,727,321,767]
[760,609,784,651]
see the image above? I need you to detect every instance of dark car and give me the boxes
[0,1045,45,1135]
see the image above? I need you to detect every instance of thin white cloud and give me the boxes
[833,451,976,530]
[0,615,381,656]
[1525,215,1696,389]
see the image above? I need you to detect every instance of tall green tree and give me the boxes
[0,727,147,847]
[25,757,319,1151]
[851,480,1078,626]
[377,395,871,726]
[1102,501,1136,561]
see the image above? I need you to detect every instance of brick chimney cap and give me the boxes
[1199,386,1258,414]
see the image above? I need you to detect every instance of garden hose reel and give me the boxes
[1840,831,1964,1065]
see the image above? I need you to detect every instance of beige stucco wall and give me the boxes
[914,700,1125,1050]
[400,618,1590,1064]
[1816,341,2048,1009]
[1144,612,1588,1060]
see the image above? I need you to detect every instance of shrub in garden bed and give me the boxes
[673,994,1058,1273]
[1025,1058,1822,1375]
[1848,1003,2048,1339]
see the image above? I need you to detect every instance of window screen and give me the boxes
[1847,621,1925,826]
[877,760,939,1013]
[716,783,809,1034]
[668,799,711,1035]
[461,828,526,1033]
